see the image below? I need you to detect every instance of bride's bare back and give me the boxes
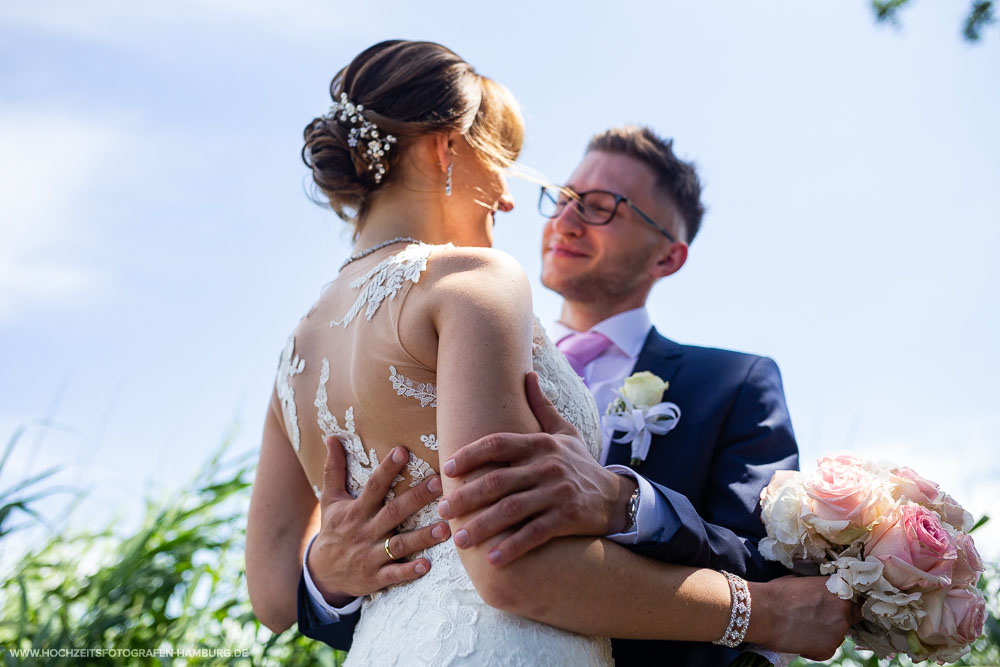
[273,242,444,506]
[269,241,612,665]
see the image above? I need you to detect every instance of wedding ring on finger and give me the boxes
[384,537,399,561]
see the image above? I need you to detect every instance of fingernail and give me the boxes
[392,448,405,463]
[431,524,446,539]
[443,459,456,476]
[454,529,469,548]
[427,477,442,494]
[414,562,427,575]
[438,499,451,518]
[488,549,502,565]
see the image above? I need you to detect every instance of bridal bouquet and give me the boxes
[759,452,987,664]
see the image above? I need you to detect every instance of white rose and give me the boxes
[759,475,828,568]
[622,371,668,408]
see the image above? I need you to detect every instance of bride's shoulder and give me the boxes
[420,245,532,316]
[424,245,525,278]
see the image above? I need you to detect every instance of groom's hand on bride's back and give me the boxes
[308,437,451,603]
[438,372,636,566]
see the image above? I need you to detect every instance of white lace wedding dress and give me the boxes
[272,243,613,666]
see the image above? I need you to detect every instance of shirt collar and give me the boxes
[549,306,652,360]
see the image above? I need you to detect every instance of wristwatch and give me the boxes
[624,485,641,532]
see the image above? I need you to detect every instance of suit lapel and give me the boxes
[605,328,685,468]
[631,327,685,390]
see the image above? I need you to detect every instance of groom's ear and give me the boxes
[652,241,688,279]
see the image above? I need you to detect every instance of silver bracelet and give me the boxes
[713,570,751,648]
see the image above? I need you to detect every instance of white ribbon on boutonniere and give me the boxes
[601,371,681,466]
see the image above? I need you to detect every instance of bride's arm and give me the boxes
[429,249,734,640]
[429,250,855,654]
[246,391,322,632]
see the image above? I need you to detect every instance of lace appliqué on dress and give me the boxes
[276,335,306,452]
[530,320,603,460]
[420,434,438,450]
[407,453,434,487]
[389,365,437,407]
[330,243,444,328]
[315,357,378,497]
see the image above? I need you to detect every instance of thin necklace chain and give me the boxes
[339,236,423,271]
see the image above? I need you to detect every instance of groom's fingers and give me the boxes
[375,558,434,589]
[486,514,563,566]
[320,436,352,507]
[374,475,444,534]
[525,371,576,435]
[380,521,452,566]
[442,433,535,478]
[449,489,549,549]
[357,446,410,514]
[437,465,537,520]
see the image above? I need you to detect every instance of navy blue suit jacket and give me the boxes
[296,327,798,666]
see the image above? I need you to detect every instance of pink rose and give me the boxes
[890,467,941,505]
[817,451,865,468]
[932,493,975,532]
[916,587,986,648]
[802,462,885,542]
[866,504,957,591]
[760,469,797,505]
[952,533,985,587]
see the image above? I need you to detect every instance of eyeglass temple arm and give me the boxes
[627,201,676,242]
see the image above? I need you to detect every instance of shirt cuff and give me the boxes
[604,466,667,544]
[302,532,363,620]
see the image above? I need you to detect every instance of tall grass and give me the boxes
[0,425,344,666]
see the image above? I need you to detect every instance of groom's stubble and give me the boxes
[543,240,660,309]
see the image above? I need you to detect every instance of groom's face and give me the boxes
[541,150,678,306]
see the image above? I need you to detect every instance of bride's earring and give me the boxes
[445,162,453,197]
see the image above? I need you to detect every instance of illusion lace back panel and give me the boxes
[274,243,612,666]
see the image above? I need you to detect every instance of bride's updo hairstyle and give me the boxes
[303,40,524,236]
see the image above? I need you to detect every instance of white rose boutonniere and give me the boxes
[602,371,681,466]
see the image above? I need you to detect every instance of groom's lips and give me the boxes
[548,243,589,258]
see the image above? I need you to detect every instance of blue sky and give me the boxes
[1,1,998,563]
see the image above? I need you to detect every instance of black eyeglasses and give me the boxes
[537,185,675,242]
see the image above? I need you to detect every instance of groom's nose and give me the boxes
[552,203,584,236]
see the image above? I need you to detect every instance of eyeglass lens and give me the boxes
[539,187,618,225]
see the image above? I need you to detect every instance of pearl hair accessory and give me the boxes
[327,92,397,183]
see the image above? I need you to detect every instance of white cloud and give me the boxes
[0,110,121,322]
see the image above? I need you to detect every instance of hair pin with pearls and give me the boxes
[326,92,398,183]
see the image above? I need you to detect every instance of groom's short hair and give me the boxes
[587,126,705,243]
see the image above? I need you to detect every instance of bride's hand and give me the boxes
[746,575,863,661]
[438,372,635,565]
[307,437,451,603]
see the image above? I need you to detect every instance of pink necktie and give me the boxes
[557,331,613,383]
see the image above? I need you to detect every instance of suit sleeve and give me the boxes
[629,356,798,581]
[296,571,359,649]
